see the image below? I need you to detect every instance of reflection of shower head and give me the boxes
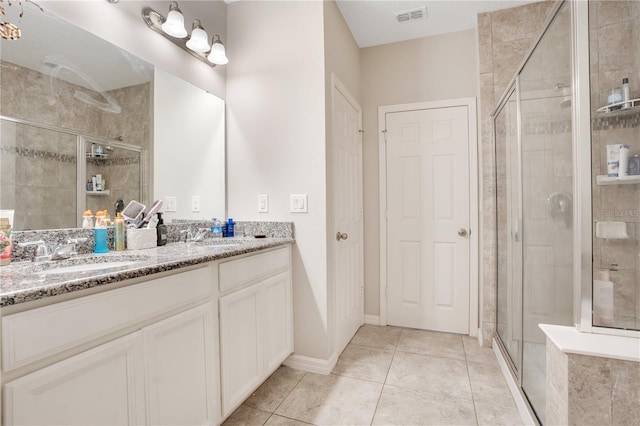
[41,55,122,113]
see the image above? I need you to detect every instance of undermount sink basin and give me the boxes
[40,261,141,276]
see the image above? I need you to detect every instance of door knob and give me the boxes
[336,232,348,241]
[458,228,468,237]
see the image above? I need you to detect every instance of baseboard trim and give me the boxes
[493,339,538,426]
[364,315,380,325]
[283,352,339,375]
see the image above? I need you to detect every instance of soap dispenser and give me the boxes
[156,212,167,246]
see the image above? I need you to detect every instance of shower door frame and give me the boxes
[0,115,145,230]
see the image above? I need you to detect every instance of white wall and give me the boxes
[154,68,225,221]
[360,30,480,317]
[323,0,361,359]
[39,0,227,99]
[225,1,329,360]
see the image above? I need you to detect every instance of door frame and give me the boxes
[378,98,479,336]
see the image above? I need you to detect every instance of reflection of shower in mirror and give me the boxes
[554,82,572,108]
[547,192,572,227]
[42,55,122,113]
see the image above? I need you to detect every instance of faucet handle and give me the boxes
[18,240,51,262]
[65,238,88,256]
[179,229,194,243]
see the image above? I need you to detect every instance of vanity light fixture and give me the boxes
[141,2,227,68]
[207,35,229,65]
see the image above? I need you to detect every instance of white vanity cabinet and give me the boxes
[218,246,293,418]
[2,265,220,426]
[5,332,147,425]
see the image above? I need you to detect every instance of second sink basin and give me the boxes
[40,261,141,276]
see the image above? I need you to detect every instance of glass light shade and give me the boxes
[207,40,228,65]
[186,22,210,53]
[161,3,187,38]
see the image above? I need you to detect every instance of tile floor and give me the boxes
[222,325,523,426]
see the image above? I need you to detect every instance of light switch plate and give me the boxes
[258,194,269,213]
[164,196,177,212]
[191,196,201,212]
[290,194,308,213]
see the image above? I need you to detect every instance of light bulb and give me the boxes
[207,36,228,65]
[161,2,187,38]
[186,20,210,53]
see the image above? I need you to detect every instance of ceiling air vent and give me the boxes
[394,6,427,24]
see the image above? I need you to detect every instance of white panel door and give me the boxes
[219,282,263,417]
[386,106,470,333]
[332,78,364,353]
[144,303,218,426]
[4,332,146,426]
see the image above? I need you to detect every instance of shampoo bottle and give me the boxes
[619,144,630,177]
[114,212,125,251]
[622,78,631,109]
[156,212,167,246]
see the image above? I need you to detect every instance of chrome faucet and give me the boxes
[19,238,87,262]
[51,238,87,261]
[180,228,210,243]
[192,228,210,242]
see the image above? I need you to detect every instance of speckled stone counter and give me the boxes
[0,237,293,307]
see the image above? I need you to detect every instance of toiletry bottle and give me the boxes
[86,179,93,192]
[211,218,223,238]
[82,210,94,228]
[114,212,125,251]
[94,217,108,254]
[622,78,631,109]
[607,144,621,177]
[629,154,640,175]
[227,218,235,238]
[156,212,168,246]
[619,144,630,177]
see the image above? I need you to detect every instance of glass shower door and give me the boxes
[519,3,573,421]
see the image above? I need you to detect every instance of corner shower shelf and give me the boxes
[596,98,640,115]
[596,175,640,186]
[86,190,110,195]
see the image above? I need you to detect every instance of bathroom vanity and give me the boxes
[0,239,293,425]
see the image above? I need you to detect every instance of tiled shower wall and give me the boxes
[589,1,640,330]
[0,61,151,230]
[477,1,556,345]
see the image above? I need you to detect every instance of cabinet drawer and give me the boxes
[219,247,290,294]
[2,266,214,372]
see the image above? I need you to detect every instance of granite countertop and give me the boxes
[0,238,293,307]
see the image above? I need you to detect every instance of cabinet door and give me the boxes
[4,332,145,426]
[262,272,293,373]
[219,283,263,417]
[144,303,219,426]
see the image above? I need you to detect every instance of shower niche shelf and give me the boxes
[596,98,640,115]
[596,175,640,186]
[86,190,111,195]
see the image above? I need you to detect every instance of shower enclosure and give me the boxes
[494,0,640,423]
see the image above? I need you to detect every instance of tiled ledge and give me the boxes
[539,324,640,362]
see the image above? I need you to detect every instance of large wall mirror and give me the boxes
[0,6,225,230]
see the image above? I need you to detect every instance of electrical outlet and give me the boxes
[290,194,308,213]
[164,196,177,212]
[191,196,201,212]
[257,194,269,213]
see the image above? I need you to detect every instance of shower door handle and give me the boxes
[513,219,522,242]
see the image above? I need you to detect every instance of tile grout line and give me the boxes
[463,336,481,426]
[368,328,403,425]
[269,370,309,423]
